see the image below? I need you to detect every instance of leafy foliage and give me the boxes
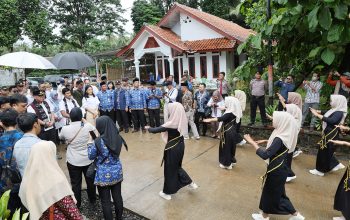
[234,0,350,88]
[49,0,127,49]
[131,0,164,33]
[0,0,52,50]
[0,190,28,220]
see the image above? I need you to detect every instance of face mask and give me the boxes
[312,76,317,81]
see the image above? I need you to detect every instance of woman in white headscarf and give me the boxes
[19,141,83,220]
[244,112,305,220]
[309,94,347,176]
[234,90,246,134]
[146,102,198,200]
[203,96,242,169]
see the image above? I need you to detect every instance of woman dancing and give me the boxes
[146,102,198,200]
[244,111,305,220]
[203,96,242,169]
[309,94,347,176]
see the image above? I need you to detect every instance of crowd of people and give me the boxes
[0,68,349,220]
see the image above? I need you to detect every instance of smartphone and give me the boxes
[89,131,97,140]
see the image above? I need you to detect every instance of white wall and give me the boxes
[180,13,223,41]
[206,52,213,80]
[171,22,181,36]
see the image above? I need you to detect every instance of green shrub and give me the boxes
[0,190,29,220]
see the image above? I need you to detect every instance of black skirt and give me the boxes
[163,138,192,194]
[316,141,340,173]
[334,167,350,220]
[219,125,237,166]
[259,165,296,214]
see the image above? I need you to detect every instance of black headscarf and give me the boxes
[95,116,127,158]
[70,107,83,122]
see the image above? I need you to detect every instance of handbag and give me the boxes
[86,142,109,179]
[0,146,22,192]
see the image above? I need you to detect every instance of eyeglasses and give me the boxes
[287,78,292,80]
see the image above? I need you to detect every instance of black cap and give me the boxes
[149,81,156,86]
[165,81,172,86]
[32,87,45,96]
[115,80,121,85]
[122,77,129,82]
[101,76,107,81]
[181,81,188,87]
[1,86,9,90]
[133,78,139,83]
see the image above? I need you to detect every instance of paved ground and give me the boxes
[58,132,347,220]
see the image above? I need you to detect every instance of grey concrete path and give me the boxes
[59,132,347,220]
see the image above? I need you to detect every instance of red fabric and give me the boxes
[340,76,350,87]
[40,196,83,220]
[327,74,337,87]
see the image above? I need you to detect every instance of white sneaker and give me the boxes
[333,216,346,220]
[238,139,246,146]
[286,176,297,182]
[289,213,305,220]
[184,137,190,140]
[293,150,303,158]
[188,182,198,190]
[309,169,324,176]
[332,163,345,172]
[252,213,269,220]
[159,191,171,200]
[195,136,200,140]
[219,164,232,170]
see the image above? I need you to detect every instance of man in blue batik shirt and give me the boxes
[0,109,24,215]
[126,78,147,133]
[97,81,115,121]
[115,80,130,133]
[146,81,162,127]
[274,75,295,110]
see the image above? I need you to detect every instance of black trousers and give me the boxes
[100,109,115,121]
[67,162,96,208]
[277,101,284,111]
[97,182,123,220]
[115,109,129,130]
[131,110,146,130]
[39,128,57,143]
[148,108,161,127]
[194,112,208,136]
[250,95,267,124]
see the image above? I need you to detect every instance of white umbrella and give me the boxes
[0,51,56,69]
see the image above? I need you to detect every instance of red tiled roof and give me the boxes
[158,3,253,43]
[185,38,236,52]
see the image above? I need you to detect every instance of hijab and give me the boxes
[323,95,348,130]
[48,90,60,112]
[19,141,75,220]
[95,116,127,158]
[234,90,246,111]
[223,96,242,123]
[266,111,299,153]
[285,104,302,129]
[287,92,302,110]
[161,102,188,143]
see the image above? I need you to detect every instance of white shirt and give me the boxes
[207,99,225,117]
[57,84,65,100]
[26,94,34,105]
[82,96,100,110]
[165,88,178,104]
[27,102,54,131]
[92,85,99,95]
[59,121,95,166]
[59,98,84,125]
[46,98,65,129]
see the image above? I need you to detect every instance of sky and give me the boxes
[19,0,136,45]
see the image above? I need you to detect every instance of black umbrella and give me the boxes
[51,52,95,70]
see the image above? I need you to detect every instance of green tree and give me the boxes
[49,0,126,49]
[0,0,51,50]
[150,0,199,14]
[234,0,350,88]
[131,0,163,33]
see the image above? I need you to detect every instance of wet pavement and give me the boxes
[58,132,347,220]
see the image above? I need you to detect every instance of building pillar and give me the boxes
[168,57,174,77]
[134,60,140,79]
[155,57,159,80]
[162,57,165,79]
[178,57,181,83]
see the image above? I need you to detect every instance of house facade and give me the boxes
[117,3,252,83]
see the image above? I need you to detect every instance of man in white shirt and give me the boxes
[59,88,82,125]
[27,88,56,143]
[59,107,96,207]
[163,81,178,122]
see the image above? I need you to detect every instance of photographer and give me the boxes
[327,70,350,99]
[207,90,225,138]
